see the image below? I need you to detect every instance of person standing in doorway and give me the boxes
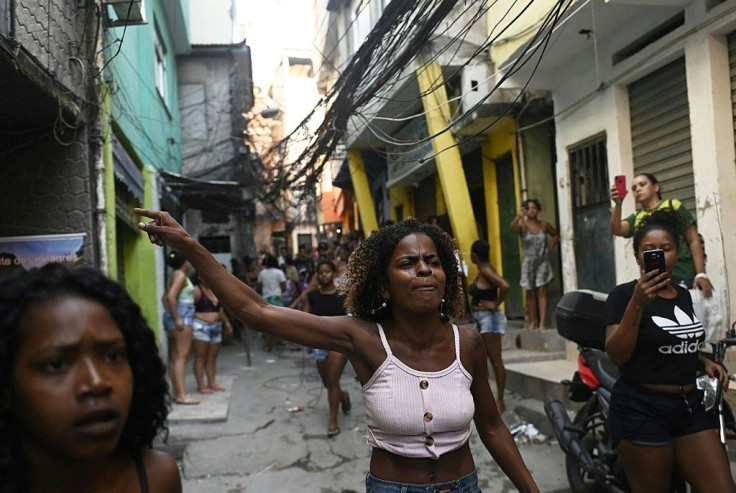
[469,240,510,414]
[510,199,560,331]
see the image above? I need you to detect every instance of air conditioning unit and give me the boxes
[104,0,147,27]
[461,64,493,113]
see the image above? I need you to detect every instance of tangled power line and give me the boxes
[258,0,574,205]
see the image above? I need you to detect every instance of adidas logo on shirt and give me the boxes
[653,306,704,355]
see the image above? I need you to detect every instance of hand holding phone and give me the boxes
[614,175,627,199]
[643,249,667,290]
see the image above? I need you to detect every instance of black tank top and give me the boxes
[468,281,497,307]
[195,291,220,313]
[133,452,150,493]
[307,290,346,316]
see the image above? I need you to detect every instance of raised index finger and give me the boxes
[133,207,156,219]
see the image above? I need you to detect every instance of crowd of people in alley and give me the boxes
[0,171,732,492]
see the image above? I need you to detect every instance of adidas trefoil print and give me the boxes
[652,306,704,354]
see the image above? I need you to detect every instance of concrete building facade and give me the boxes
[496,0,736,333]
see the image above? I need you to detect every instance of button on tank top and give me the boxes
[362,324,474,459]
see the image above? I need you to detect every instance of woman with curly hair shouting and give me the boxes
[137,208,539,493]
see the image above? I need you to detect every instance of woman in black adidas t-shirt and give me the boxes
[603,209,734,492]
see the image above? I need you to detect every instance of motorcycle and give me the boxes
[544,290,736,493]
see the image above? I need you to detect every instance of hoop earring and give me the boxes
[371,299,388,315]
[439,298,446,319]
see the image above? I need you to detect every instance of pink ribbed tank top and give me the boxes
[362,324,474,459]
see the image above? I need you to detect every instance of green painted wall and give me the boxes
[101,0,189,339]
[103,0,189,171]
[127,168,161,340]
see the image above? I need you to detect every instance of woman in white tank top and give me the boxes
[137,208,540,493]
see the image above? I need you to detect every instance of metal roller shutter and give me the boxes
[629,58,695,211]
[728,32,736,157]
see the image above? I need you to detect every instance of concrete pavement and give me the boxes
[157,330,570,492]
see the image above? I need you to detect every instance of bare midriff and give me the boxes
[369,442,475,484]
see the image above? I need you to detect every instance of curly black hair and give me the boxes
[0,263,169,491]
[340,218,464,322]
[632,207,682,255]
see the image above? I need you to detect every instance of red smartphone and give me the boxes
[614,175,627,198]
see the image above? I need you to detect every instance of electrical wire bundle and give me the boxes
[258,0,575,205]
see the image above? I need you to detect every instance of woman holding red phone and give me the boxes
[609,173,712,298]
[604,209,733,492]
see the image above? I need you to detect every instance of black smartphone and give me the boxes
[643,249,666,288]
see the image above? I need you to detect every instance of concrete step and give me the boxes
[517,328,566,353]
[504,356,578,406]
[504,348,566,364]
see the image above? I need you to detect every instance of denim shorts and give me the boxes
[608,379,715,448]
[192,318,223,344]
[313,348,330,361]
[473,309,507,335]
[365,470,481,493]
[163,303,195,331]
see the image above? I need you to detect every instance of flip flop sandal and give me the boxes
[211,384,226,392]
[327,427,340,438]
[198,387,213,394]
[175,394,200,405]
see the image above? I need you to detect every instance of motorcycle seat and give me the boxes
[582,348,619,391]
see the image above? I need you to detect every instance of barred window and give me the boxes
[569,134,609,210]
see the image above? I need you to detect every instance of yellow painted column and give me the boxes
[347,150,379,236]
[435,174,447,216]
[417,62,477,284]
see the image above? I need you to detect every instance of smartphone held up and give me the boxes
[643,248,667,290]
[614,175,627,198]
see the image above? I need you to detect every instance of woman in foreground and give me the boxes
[0,263,180,492]
[136,208,538,492]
